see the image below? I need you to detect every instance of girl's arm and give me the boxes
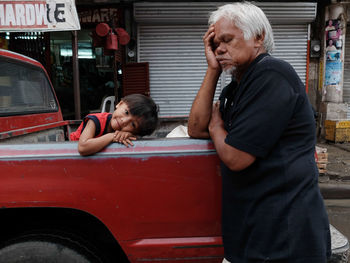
[78,120,114,156]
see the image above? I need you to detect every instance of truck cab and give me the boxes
[0,49,68,142]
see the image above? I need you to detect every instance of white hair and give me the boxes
[209,2,275,53]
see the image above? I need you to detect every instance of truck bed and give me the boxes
[0,138,224,262]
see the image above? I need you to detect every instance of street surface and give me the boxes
[317,142,350,261]
[326,199,350,262]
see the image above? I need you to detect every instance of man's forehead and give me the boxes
[213,18,240,39]
[214,17,234,26]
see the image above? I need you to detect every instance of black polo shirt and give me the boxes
[219,53,331,262]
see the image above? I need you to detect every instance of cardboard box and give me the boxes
[315,146,328,174]
[320,102,348,120]
[325,120,350,142]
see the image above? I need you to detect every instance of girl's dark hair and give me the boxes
[121,94,159,136]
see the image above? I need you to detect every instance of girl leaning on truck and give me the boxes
[70,94,158,156]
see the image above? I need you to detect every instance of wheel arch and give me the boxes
[0,207,129,263]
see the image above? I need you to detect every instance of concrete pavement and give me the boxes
[318,142,350,200]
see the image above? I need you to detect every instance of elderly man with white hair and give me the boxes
[188,2,331,262]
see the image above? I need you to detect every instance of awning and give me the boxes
[0,0,80,32]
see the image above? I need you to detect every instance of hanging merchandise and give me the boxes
[105,30,118,50]
[96,23,110,37]
[115,28,130,45]
[93,23,130,51]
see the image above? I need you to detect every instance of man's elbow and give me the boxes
[188,127,210,139]
[188,127,198,138]
[187,122,209,138]
[224,156,256,172]
[226,161,247,172]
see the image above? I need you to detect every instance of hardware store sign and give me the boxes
[0,0,80,32]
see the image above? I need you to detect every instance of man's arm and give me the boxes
[188,69,221,138]
[209,101,256,171]
[188,25,221,138]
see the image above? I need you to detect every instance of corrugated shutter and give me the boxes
[122,62,150,97]
[134,2,317,24]
[343,25,350,118]
[138,25,223,117]
[136,3,312,117]
[272,25,308,82]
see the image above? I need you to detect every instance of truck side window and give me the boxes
[0,58,58,116]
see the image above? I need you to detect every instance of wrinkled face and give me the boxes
[110,101,140,133]
[212,18,264,79]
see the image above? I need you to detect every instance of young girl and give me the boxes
[70,94,158,156]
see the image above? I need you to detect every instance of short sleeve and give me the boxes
[225,70,300,158]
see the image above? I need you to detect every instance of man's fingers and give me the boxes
[212,100,220,111]
[203,26,214,41]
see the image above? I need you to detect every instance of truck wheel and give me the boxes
[0,233,104,263]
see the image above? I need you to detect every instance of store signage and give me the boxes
[0,0,80,32]
[78,7,120,27]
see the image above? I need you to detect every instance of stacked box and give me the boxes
[319,103,348,120]
[315,146,328,175]
[325,120,350,142]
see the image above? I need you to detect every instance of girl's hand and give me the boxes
[113,131,137,147]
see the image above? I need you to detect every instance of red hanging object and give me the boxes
[94,24,130,52]
[96,23,110,37]
[116,28,130,45]
[105,30,118,50]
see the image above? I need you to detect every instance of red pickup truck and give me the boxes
[0,50,348,263]
[0,49,76,143]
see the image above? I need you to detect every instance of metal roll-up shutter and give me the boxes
[343,24,350,118]
[138,25,223,117]
[134,2,317,24]
[136,3,313,117]
[272,24,308,83]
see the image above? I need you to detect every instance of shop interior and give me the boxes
[50,30,118,119]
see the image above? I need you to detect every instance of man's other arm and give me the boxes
[209,101,256,171]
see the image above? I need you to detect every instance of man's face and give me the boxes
[212,18,263,79]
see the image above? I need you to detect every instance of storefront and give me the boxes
[134,2,317,117]
[0,0,80,82]
[50,6,125,119]
[0,1,319,120]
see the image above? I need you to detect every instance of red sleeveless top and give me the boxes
[70,112,112,141]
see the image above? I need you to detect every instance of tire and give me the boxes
[0,232,104,263]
